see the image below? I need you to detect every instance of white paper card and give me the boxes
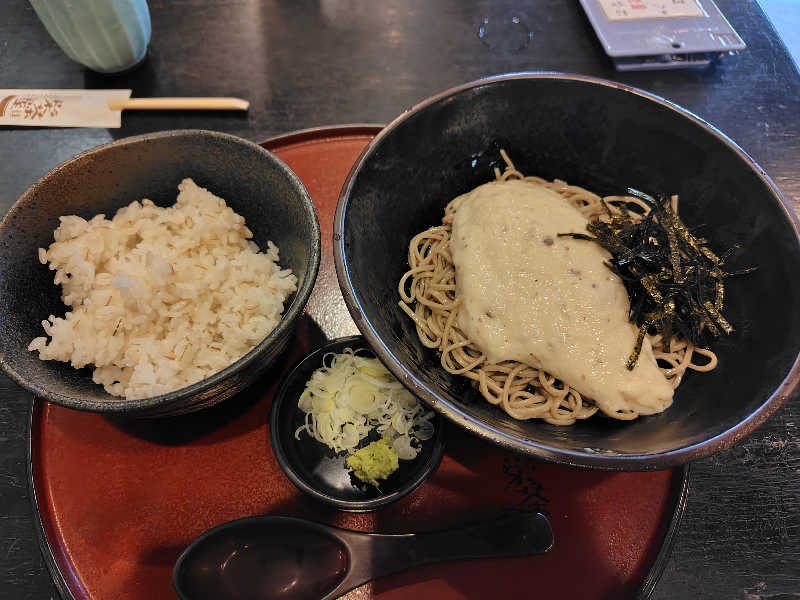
[0,89,132,128]
[597,0,704,21]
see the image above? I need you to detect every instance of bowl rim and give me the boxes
[0,128,321,414]
[333,71,800,470]
[269,335,447,511]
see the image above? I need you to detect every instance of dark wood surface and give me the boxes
[1,1,798,598]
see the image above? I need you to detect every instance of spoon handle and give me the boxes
[331,512,552,599]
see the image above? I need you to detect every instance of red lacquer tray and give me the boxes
[28,126,688,600]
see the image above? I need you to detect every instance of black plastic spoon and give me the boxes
[173,512,553,600]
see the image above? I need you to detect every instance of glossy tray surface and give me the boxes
[29,126,687,600]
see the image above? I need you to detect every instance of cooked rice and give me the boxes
[28,178,297,400]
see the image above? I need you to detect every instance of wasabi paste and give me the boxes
[346,438,399,487]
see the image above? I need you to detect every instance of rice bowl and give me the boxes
[0,130,320,417]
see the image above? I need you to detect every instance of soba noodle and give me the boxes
[398,151,717,425]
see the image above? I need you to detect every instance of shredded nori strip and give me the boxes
[558,189,755,369]
[627,321,652,370]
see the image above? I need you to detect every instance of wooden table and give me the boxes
[1,1,798,598]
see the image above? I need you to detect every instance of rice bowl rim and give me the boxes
[0,129,321,413]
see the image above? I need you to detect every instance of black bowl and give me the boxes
[334,73,800,470]
[0,130,320,417]
[270,336,446,511]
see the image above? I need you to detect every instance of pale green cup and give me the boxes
[30,0,151,74]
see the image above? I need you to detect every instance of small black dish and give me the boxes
[270,335,446,511]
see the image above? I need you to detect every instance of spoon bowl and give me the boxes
[173,512,553,600]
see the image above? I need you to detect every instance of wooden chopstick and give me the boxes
[107,97,249,111]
